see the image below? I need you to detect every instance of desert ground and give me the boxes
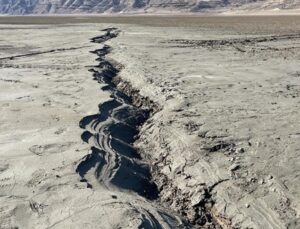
[0,16,300,228]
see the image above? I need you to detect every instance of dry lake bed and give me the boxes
[0,16,300,228]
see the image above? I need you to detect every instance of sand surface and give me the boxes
[0,16,300,228]
[0,24,184,228]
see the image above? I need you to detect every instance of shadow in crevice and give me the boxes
[76,147,105,178]
[76,28,159,200]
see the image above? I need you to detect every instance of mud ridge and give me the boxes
[147,152,225,229]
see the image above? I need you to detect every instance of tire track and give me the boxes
[0,46,90,61]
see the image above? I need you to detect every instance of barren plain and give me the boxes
[0,16,300,228]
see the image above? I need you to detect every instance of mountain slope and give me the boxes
[0,0,299,15]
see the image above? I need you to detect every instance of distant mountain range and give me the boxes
[0,0,299,15]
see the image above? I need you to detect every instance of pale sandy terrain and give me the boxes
[0,16,300,228]
[0,24,183,228]
[108,23,300,228]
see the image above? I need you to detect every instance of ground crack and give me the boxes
[76,28,159,200]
